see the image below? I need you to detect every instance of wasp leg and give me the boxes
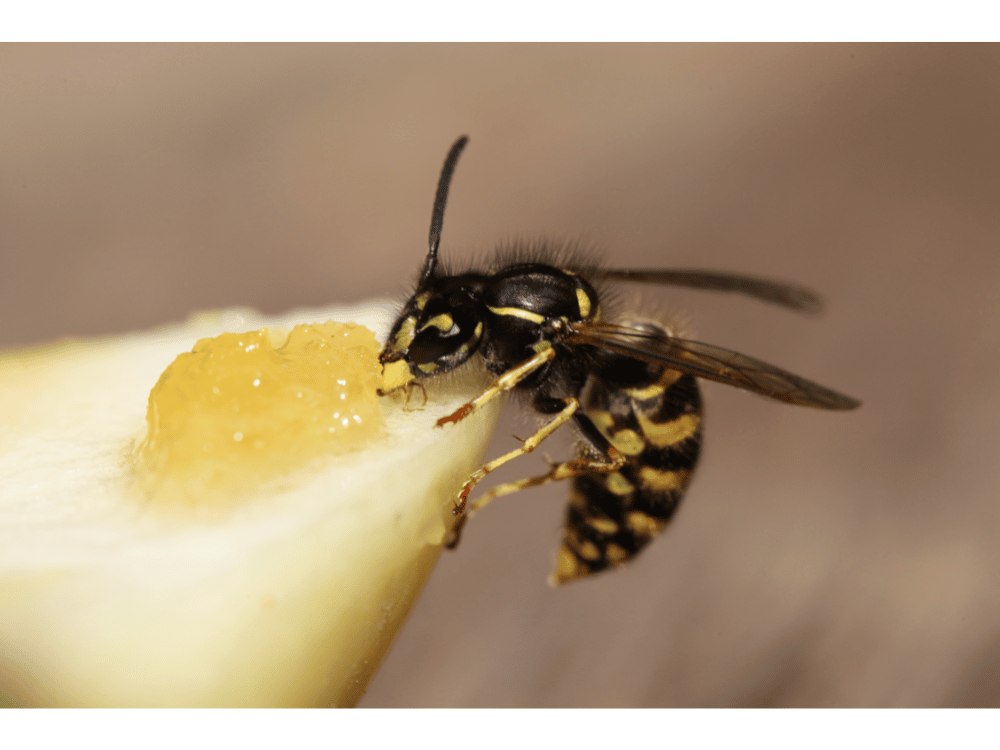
[377,380,427,410]
[402,381,428,411]
[445,412,626,549]
[436,344,556,427]
[445,454,626,549]
[450,394,579,522]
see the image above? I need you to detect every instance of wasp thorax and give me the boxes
[483,264,599,322]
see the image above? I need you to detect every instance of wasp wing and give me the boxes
[578,268,823,314]
[569,321,860,410]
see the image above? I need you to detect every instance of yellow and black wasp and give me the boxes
[378,136,860,585]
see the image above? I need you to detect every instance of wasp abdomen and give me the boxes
[553,359,703,584]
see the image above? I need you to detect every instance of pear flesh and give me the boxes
[0,303,499,707]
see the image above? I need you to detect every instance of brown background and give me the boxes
[2,44,999,707]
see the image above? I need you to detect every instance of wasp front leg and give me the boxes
[435,344,557,427]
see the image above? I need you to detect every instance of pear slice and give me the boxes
[0,302,499,707]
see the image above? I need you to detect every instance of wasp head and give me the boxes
[379,280,485,393]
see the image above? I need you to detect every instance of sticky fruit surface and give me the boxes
[138,322,382,504]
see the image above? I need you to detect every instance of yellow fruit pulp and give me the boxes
[137,321,383,504]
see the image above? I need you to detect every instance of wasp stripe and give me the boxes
[635,411,700,448]
[486,305,547,324]
[602,471,635,496]
[585,515,619,535]
[393,316,418,351]
[625,367,683,401]
[625,511,668,537]
[607,428,646,456]
[588,409,615,432]
[637,466,688,493]
[422,313,455,332]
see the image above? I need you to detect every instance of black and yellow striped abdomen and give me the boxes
[552,364,703,584]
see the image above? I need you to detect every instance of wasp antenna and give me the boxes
[420,135,469,287]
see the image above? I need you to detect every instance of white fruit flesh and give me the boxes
[0,303,499,707]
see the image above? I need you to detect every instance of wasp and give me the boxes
[378,136,860,585]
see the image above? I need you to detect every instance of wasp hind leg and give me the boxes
[445,411,627,549]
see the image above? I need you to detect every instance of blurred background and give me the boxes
[1,44,998,707]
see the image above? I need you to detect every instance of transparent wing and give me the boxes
[569,321,860,410]
[578,268,823,314]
